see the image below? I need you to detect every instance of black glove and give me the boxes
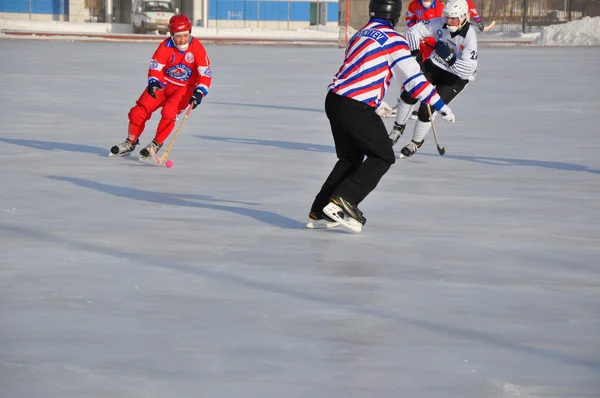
[189,87,205,109]
[411,49,424,71]
[477,22,485,32]
[434,41,456,66]
[147,79,163,99]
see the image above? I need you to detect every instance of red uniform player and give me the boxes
[110,14,212,158]
[405,0,444,60]
[467,0,485,32]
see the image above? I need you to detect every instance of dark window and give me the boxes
[144,1,174,12]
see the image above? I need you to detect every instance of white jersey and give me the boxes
[406,17,478,82]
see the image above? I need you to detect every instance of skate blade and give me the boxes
[108,151,132,157]
[397,150,416,159]
[323,203,362,233]
[305,219,340,229]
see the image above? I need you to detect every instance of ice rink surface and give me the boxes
[1,40,599,397]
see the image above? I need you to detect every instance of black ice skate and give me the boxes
[139,139,163,159]
[398,139,424,159]
[389,122,405,146]
[109,138,139,157]
[323,195,366,233]
[306,211,340,229]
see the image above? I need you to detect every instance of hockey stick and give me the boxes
[483,20,496,31]
[150,102,195,165]
[428,104,445,156]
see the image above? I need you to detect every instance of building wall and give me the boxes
[0,12,61,19]
[70,0,88,22]
[0,0,65,14]
[1,0,66,20]
[1,0,339,27]
[0,0,89,21]
[207,0,338,26]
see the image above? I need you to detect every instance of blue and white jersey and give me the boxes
[329,18,445,111]
[406,17,478,81]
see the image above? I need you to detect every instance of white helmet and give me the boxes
[443,0,469,33]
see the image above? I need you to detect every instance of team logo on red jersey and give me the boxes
[166,64,192,81]
[185,53,194,63]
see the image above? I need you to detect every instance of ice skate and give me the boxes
[305,211,340,229]
[398,139,424,159]
[109,138,139,157]
[389,122,405,146]
[323,195,366,233]
[139,139,163,160]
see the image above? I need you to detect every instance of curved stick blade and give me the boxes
[149,147,162,164]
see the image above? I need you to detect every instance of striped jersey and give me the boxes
[406,17,478,82]
[329,18,446,112]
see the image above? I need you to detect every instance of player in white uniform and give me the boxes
[389,0,478,158]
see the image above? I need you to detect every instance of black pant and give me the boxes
[310,92,395,216]
[400,60,469,122]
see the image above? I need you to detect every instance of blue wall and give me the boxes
[1,0,336,22]
[1,0,65,15]
[208,0,338,22]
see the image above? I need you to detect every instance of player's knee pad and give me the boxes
[417,105,431,122]
[400,91,418,105]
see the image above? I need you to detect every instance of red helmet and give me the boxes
[169,15,192,35]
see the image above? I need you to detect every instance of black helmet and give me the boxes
[369,0,402,26]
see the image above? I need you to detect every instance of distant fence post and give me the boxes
[522,0,527,33]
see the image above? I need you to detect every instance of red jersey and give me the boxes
[467,0,482,24]
[405,0,444,28]
[148,36,212,96]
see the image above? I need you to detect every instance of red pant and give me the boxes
[128,83,193,144]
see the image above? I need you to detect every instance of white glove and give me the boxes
[376,101,395,117]
[440,105,455,123]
